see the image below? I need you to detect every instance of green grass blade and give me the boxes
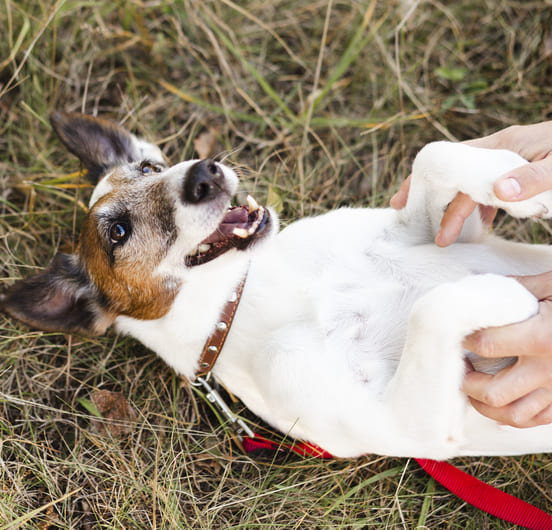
[417,476,436,528]
[306,0,384,117]
[0,488,82,530]
[323,465,403,517]
[159,79,266,125]
[202,10,297,126]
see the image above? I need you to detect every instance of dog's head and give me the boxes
[0,112,274,335]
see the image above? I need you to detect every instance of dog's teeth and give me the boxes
[232,227,250,238]
[198,243,211,253]
[246,195,259,213]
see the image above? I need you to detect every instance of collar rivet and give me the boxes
[195,272,248,377]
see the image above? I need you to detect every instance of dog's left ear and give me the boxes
[0,253,113,335]
[50,111,163,182]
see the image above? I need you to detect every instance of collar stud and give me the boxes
[195,272,248,378]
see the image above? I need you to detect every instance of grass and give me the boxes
[1,0,552,527]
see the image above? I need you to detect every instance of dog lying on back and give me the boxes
[3,111,552,460]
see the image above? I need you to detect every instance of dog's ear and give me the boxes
[50,111,163,182]
[0,253,113,335]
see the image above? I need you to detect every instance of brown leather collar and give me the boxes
[195,272,248,378]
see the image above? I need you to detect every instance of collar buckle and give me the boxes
[194,375,254,441]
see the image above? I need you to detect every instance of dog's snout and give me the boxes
[183,159,224,204]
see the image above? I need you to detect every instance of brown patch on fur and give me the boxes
[79,169,180,321]
[79,229,177,320]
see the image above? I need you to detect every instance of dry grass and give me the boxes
[1,0,552,527]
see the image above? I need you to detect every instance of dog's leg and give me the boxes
[383,273,538,459]
[399,141,552,243]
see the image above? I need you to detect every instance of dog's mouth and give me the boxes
[185,195,270,267]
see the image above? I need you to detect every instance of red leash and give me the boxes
[241,432,552,530]
[416,458,552,530]
[242,432,334,459]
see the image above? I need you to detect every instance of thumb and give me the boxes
[494,156,552,201]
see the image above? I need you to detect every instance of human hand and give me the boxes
[390,121,552,246]
[390,122,552,428]
[390,180,497,246]
[462,272,552,428]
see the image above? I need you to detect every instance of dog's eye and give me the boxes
[109,222,129,244]
[139,161,162,175]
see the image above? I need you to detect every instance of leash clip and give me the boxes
[194,375,254,441]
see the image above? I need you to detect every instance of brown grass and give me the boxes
[1,0,552,527]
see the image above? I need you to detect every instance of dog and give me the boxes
[2,111,552,460]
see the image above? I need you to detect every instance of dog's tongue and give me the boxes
[202,206,249,244]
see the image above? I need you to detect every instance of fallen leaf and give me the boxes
[194,128,218,159]
[88,390,137,438]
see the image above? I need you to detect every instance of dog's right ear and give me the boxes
[50,111,163,182]
[0,253,113,335]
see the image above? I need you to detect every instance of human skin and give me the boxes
[390,122,552,428]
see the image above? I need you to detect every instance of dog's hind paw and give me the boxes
[411,274,538,338]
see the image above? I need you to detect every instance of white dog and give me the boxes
[3,112,552,460]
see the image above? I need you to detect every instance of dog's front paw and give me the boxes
[498,191,552,219]
[464,185,552,219]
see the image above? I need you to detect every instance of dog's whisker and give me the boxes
[215,147,243,163]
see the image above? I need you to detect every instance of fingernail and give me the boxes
[495,177,521,199]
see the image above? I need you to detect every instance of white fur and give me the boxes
[89,170,114,206]
[115,141,552,459]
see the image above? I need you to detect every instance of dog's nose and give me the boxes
[183,159,224,204]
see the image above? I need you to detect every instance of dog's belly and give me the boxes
[231,238,469,434]
[270,221,500,388]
